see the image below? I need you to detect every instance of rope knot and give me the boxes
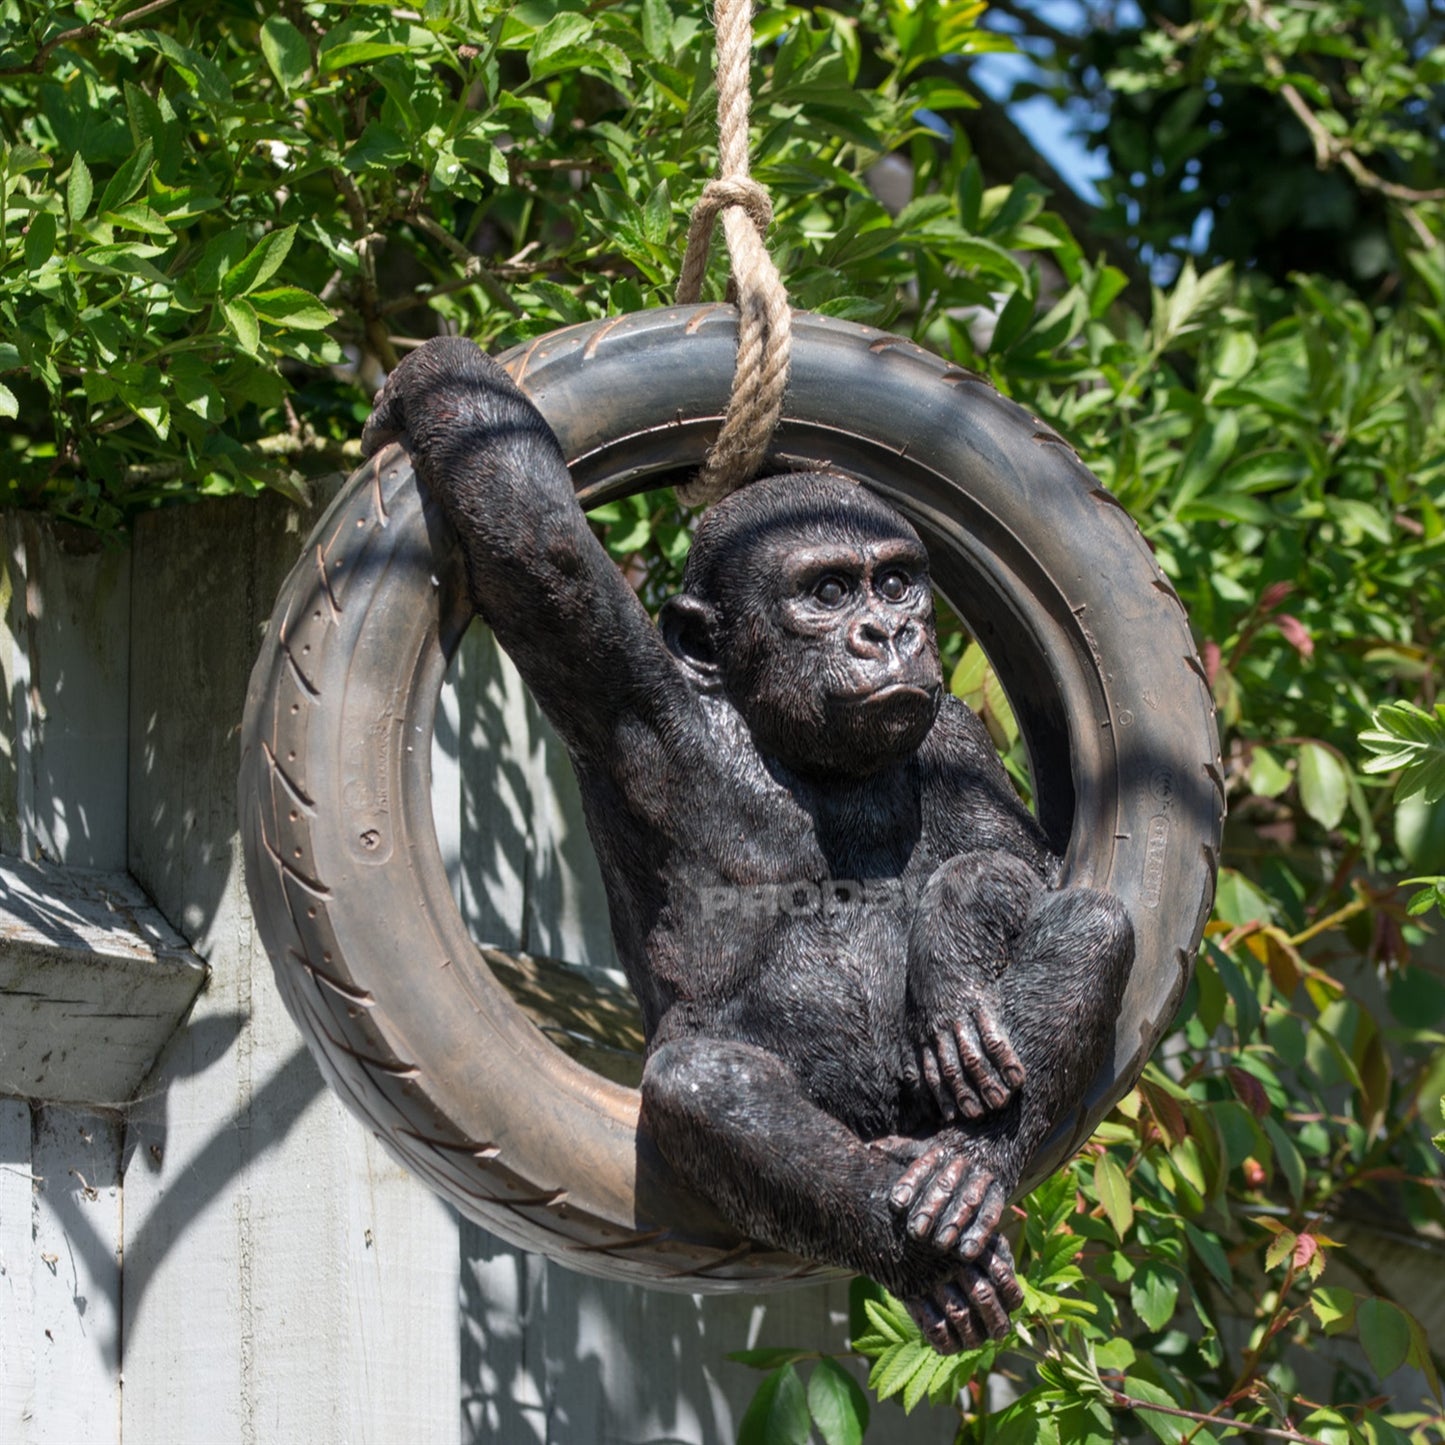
[672,0,792,508]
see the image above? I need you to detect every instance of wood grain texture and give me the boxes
[0,856,206,1105]
[0,1100,124,1445]
[121,493,460,1445]
[0,514,130,870]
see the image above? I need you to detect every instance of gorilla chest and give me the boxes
[686,774,938,1033]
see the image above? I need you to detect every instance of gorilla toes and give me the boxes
[917,999,1025,1121]
[905,1236,1022,1354]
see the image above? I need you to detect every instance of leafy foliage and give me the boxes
[3,0,1443,1440]
[1363,703,1445,807]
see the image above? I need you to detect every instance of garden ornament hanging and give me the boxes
[237,0,1221,1355]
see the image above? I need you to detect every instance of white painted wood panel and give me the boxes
[0,1100,123,1445]
[0,514,130,871]
[0,856,206,1106]
[121,494,460,1445]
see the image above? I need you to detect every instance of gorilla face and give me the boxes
[732,527,942,777]
[661,474,943,779]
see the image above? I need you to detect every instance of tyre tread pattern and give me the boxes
[240,308,1222,1286]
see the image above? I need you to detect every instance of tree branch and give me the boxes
[0,0,178,77]
[1243,0,1441,248]
[1106,1387,1329,1445]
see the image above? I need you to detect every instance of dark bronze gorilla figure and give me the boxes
[363,336,1134,1353]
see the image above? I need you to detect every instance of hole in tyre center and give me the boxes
[429,594,648,1093]
[423,463,1077,1084]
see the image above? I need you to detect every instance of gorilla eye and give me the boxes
[876,570,910,602]
[812,576,848,607]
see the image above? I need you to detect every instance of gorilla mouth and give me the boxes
[859,682,938,707]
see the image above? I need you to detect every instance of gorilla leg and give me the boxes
[642,1036,1021,1346]
[899,851,1134,1247]
[996,881,1135,1169]
[906,851,1040,1124]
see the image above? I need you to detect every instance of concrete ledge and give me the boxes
[0,856,207,1106]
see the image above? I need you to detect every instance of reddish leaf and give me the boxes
[1275,613,1314,659]
[1202,638,1222,687]
[1141,1078,1188,1145]
[1259,580,1293,611]
[1227,1066,1270,1118]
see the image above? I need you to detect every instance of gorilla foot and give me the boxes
[904,1235,1024,1354]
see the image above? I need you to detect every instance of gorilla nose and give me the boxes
[848,617,891,658]
[848,614,919,660]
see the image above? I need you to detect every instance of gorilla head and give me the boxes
[659,473,942,778]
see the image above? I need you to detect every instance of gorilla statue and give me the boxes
[363,336,1134,1354]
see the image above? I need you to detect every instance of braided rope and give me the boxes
[674,0,792,506]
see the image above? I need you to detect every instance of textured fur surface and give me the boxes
[364,337,1135,1352]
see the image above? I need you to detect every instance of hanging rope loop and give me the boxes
[674,0,792,507]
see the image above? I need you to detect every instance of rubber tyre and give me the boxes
[239,306,1222,1290]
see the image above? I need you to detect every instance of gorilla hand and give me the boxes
[888,1137,1009,1261]
[361,336,519,470]
[910,997,1026,1122]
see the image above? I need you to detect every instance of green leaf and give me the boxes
[1121,1376,1199,1444]
[1361,701,1445,803]
[222,298,261,355]
[261,16,311,91]
[1248,747,1292,799]
[1263,1116,1306,1205]
[1264,1228,1298,1273]
[1397,795,1445,872]
[223,225,297,300]
[807,1358,867,1445]
[1093,1153,1134,1238]
[642,179,672,246]
[1404,1305,1443,1401]
[529,13,594,78]
[727,1349,816,1370]
[100,203,172,238]
[1130,1262,1181,1331]
[1310,1285,1357,1335]
[147,31,231,102]
[0,382,16,420]
[97,140,153,215]
[67,154,92,223]
[639,0,672,58]
[1297,742,1349,830]
[870,1338,931,1400]
[319,21,409,73]
[1183,1221,1233,1292]
[23,210,57,271]
[249,287,334,330]
[1355,1297,1410,1380]
[737,1364,810,1445]
[861,1296,909,1346]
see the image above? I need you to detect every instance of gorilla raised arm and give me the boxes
[364,337,1134,1353]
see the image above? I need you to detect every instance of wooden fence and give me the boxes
[0,492,937,1445]
[4,490,1439,1441]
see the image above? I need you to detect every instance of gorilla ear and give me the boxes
[659,593,722,692]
